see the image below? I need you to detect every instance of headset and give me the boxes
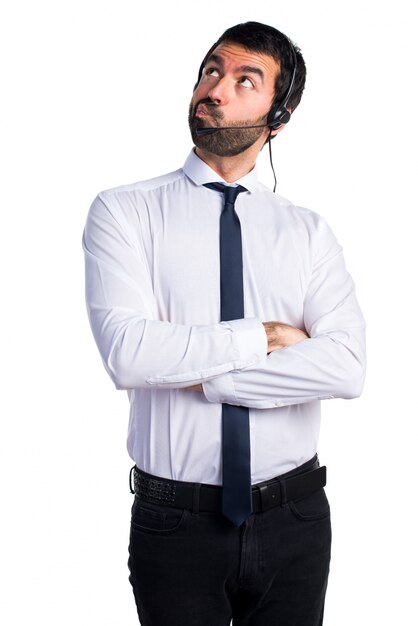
[266,39,298,129]
[195,35,298,132]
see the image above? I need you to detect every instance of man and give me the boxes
[83,21,365,626]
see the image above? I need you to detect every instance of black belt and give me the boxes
[130,456,326,514]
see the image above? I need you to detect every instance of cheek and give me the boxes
[248,96,273,120]
[189,96,198,114]
[191,89,199,104]
[193,78,210,99]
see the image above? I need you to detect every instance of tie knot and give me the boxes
[204,182,247,205]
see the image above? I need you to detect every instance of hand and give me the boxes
[184,383,204,392]
[263,321,309,354]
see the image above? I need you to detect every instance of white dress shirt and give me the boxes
[82,149,366,485]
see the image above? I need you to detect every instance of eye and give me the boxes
[205,66,220,77]
[239,76,254,88]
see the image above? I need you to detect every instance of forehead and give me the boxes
[207,42,280,81]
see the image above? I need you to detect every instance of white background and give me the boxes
[1,0,417,624]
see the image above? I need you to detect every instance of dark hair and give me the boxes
[197,21,306,113]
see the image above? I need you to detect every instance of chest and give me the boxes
[138,201,310,324]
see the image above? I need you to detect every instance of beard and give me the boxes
[188,99,267,157]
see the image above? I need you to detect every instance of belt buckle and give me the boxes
[257,481,281,511]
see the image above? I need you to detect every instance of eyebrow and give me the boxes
[205,54,265,82]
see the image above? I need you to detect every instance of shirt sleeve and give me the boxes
[82,194,267,390]
[202,216,366,409]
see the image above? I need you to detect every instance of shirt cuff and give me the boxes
[227,317,267,366]
[203,318,267,404]
[203,372,237,404]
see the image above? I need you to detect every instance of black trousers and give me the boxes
[127,458,331,626]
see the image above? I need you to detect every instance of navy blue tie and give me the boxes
[204,182,252,527]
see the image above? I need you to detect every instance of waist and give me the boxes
[128,400,322,484]
[130,454,326,514]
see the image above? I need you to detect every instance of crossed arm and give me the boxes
[83,194,366,408]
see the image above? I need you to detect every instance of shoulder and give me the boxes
[87,168,186,229]
[255,182,329,232]
[253,183,341,262]
[97,168,185,205]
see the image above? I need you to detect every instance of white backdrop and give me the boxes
[1,0,417,624]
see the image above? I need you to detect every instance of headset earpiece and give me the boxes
[267,106,292,130]
[266,39,298,130]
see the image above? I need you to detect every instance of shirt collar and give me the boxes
[182,149,258,193]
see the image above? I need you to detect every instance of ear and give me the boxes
[269,124,286,138]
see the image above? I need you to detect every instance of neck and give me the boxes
[195,140,262,183]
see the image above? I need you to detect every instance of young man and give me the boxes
[83,22,366,626]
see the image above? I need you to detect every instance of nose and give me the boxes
[207,76,230,106]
